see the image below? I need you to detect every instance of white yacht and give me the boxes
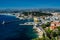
[2,21,5,24]
[19,22,35,25]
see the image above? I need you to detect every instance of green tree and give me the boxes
[57,27,60,35]
[45,28,52,39]
[45,22,50,27]
[41,24,46,28]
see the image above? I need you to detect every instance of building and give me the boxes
[50,21,60,30]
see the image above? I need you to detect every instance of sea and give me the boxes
[0,15,37,40]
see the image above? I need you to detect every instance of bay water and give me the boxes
[0,15,37,40]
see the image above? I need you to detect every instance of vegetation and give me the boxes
[45,22,50,27]
[22,12,52,16]
[32,22,60,40]
[41,22,50,28]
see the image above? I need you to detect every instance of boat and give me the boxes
[2,21,5,24]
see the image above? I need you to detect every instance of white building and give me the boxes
[51,12,60,16]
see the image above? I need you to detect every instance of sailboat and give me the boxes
[2,21,5,24]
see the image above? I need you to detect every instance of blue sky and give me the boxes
[0,0,60,9]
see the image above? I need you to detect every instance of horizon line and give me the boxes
[0,8,60,10]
